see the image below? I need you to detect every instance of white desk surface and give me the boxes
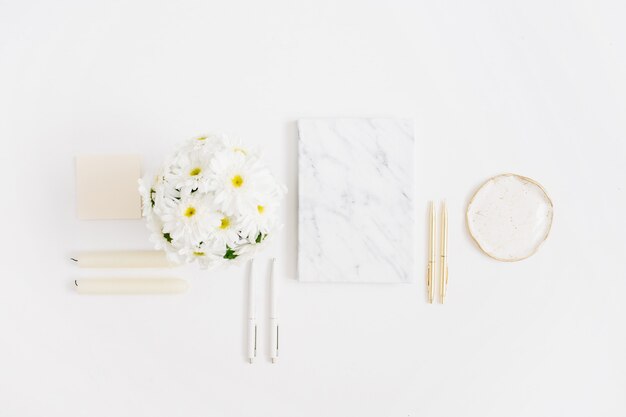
[1,1,625,416]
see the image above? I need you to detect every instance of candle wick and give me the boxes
[70,258,78,262]
[74,280,78,287]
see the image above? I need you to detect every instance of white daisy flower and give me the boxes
[239,198,276,239]
[209,150,276,215]
[211,212,244,247]
[186,133,229,152]
[167,150,213,194]
[159,194,220,246]
[178,240,225,268]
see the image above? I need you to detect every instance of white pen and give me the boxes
[247,259,257,364]
[269,258,279,363]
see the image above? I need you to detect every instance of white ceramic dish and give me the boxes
[466,173,553,261]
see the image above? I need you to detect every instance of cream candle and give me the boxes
[71,251,174,268]
[74,278,188,294]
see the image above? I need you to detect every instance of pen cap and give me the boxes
[248,259,256,316]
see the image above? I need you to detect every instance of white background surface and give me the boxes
[1,1,625,416]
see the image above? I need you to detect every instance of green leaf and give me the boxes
[163,233,173,243]
[150,188,156,207]
[224,245,238,260]
[255,232,267,243]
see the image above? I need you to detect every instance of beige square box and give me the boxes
[75,155,142,220]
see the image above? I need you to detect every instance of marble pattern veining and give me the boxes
[298,118,416,283]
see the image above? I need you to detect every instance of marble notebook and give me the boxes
[298,118,416,283]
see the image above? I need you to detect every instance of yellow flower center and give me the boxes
[197,136,207,141]
[220,217,230,229]
[231,175,244,188]
[189,167,201,176]
[257,205,265,214]
[184,207,196,217]
[193,251,205,256]
[233,147,247,155]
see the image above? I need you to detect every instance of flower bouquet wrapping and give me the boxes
[139,133,286,269]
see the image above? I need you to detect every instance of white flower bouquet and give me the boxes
[139,133,286,269]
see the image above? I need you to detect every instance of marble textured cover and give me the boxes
[298,118,416,283]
